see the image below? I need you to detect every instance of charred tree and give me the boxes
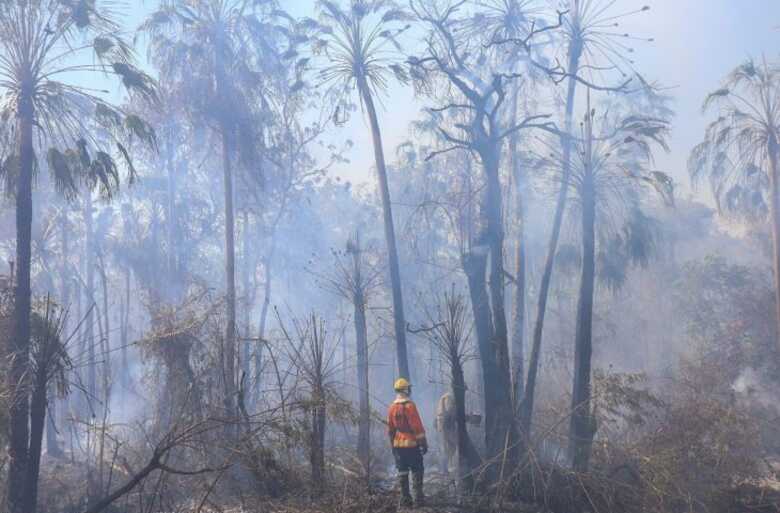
[347,234,372,474]
[412,288,481,493]
[8,78,35,513]
[569,107,596,472]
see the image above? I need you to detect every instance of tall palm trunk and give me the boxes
[165,141,180,303]
[54,211,71,454]
[84,192,96,402]
[75,256,84,417]
[569,146,596,472]
[215,31,238,424]
[241,209,252,383]
[48,211,70,458]
[769,135,780,351]
[99,261,111,404]
[512,198,527,403]
[7,82,34,513]
[222,128,237,423]
[120,268,131,389]
[357,78,409,380]
[254,251,273,402]
[520,36,582,436]
[509,88,526,407]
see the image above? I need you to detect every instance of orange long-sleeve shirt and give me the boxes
[387,395,427,448]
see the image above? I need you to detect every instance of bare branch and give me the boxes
[486,9,569,52]
[425,144,470,161]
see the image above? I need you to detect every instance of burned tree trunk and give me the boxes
[481,147,517,465]
[349,234,371,473]
[508,87,527,410]
[462,247,498,451]
[310,386,326,495]
[84,191,97,404]
[569,111,597,473]
[222,127,238,427]
[452,356,481,491]
[8,85,35,513]
[120,268,131,390]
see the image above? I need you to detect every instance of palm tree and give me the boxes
[520,0,652,437]
[316,232,382,478]
[690,59,780,349]
[0,2,155,512]
[141,0,282,422]
[543,91,671,471]
[316,0,413,379]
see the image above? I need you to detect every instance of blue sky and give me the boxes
[118,1,780,198]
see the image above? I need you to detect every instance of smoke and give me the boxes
[732,367,778,413]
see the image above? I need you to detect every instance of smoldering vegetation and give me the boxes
[0,1,779,513]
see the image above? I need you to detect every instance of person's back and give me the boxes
[387,378,427,507]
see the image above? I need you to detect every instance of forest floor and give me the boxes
[35,451,780,513]
[222,470,542,513]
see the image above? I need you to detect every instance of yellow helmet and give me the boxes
[394,378,411,392]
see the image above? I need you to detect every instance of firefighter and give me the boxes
[387,378,428,508]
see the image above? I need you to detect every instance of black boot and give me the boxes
[412,470,425,507]
[398,472,412,508]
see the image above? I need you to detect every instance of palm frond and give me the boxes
[46,148,78,199]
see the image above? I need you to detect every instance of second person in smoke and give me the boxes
[387,378,427,507]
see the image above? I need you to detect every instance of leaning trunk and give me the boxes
[7,84,34,513]
[521,40,582,436]
[358,79,410,380]
[569,168,596,473]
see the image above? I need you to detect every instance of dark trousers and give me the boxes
[393,447,424,475]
